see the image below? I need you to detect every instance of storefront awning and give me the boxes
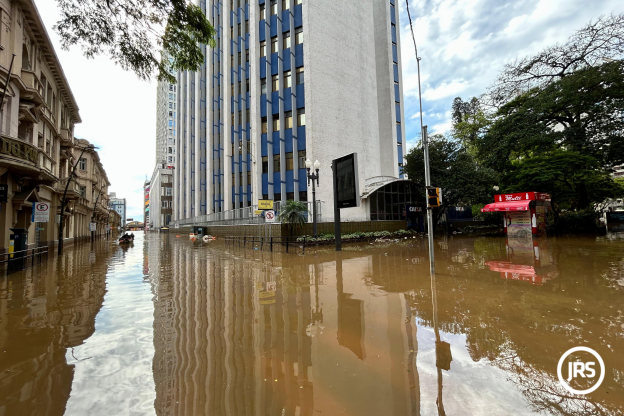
[481,200,531,212]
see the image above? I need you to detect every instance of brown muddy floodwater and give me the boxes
[1,232,623,416]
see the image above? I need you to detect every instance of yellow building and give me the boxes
[0,0,112,254]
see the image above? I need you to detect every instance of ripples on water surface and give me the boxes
[0,232,623,416]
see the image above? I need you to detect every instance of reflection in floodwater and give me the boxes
[1,232,623,415]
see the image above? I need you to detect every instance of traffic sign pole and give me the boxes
[423,126,435,274]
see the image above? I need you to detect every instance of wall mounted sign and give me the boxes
[333,153,360,209]
[0,137,38,163]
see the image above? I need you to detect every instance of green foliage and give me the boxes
[296,229,418,243]
[278,200,308,234]
[546,209,602,234]
[55,0,217,83]
[502,150,623,210]
[403,134,498,211]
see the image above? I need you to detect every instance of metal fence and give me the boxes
[0,246,49,275]
[173,200,322,228]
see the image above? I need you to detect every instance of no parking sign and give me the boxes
[265,210,275,223]
[32,202,49,222]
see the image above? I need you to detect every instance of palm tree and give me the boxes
[278,200,308,236]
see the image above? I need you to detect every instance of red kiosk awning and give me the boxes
[481,200,531,212]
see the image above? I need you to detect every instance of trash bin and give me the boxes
[8,228,28,273]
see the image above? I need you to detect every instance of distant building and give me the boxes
[109,192,127,226]
[149,162,173,229]
[144,180,150,230]
[172,0,408,225]
[613,165,624,179]
[156,75,177,168]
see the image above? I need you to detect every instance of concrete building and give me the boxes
[155,78,177,168]
[109,192,127,227]
[172,0,409,226]
[148,162,173,229]
[0,0,113,251]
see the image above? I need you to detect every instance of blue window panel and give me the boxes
[282,9,290,32]
[230,10,234,27]
[298,169,307,191]
[393,64,399,82]
[246,62,250,80]
[246,3,250,20]
[273,172,281,189]
[260,56,267,79]
[295,44,304,68]
[391,25,397,43]
[259,20,266,42]
[283,48,291,71]
[261,134,268,156]
[270,15,278,37]
[390,6,396,24]
[392,44,398,63]
[296,84,305,109]
[271,52,279,76]
[294,4,302,28]
[390,0,394,5]
[248,185,252,197]
[286,170,294,193]
[272,91,280,114]
[394,83,400,103]
[396,123,402,143]
[285,129,293,152]
[238,38,242,53]
[259,0,265,5]
[261,95,267,117]
[284,87,292,112]
[395,103,401,123]
[231,126,235,142]
[297,126,306,150]
[246,92,250,109]
[230,38,234,54]
[237,8,241,24]
[231,96,234,112]
[272,131,280,154]
[232,189,235,202]
[246,33,250,50]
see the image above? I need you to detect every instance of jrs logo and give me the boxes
[557,347,605,395]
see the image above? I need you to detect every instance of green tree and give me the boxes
[403,135,498,223]
[502,150,623,211]
[278,200,308,236]
[55,0,217,83]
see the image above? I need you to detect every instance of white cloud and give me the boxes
[422,80,470,101]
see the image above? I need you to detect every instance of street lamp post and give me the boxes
[58,145,97,255]
[306,159,320,237]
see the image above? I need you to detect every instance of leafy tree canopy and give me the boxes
[55,0,217,83]
[403,135,498,217]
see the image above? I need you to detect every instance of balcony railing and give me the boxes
[19,69,45,104]
[173,200,323,227]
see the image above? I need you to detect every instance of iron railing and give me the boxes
[224,235,307,254]
[173,200,322,227]
[0,246,49,275]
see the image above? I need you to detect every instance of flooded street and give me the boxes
[1,233,623,416]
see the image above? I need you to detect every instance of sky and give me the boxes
[33,0,624,220]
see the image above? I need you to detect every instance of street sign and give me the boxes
[267,282,276,292]
[89,222,97,232]
[265,210,275,222]
[0,184,7,203]
[255,210,262,215]
[33,202,50,222]
[258,200,274,210]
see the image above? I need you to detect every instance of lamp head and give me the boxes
[305,159,312,169]
[314,160,320,170]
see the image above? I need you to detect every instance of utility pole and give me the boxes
[406,0,435,274]
[423,126,435,274]
[58,145,96,255]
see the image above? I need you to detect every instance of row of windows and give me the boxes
[261,150,306,174]
[231,171,252,184]
[261,109,305,133]
[260,68,303,93]
[260,0,303,20]
[260,28,303,57]
[262,192,307,202]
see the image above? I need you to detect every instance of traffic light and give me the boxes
[427,187,441,208]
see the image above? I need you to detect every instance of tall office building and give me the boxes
[156,79,178,167]
[174,0,407,223]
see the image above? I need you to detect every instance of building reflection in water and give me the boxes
[0,240,114,416]
[148,234,624,416]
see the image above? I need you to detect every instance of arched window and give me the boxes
[369,180,421,221]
